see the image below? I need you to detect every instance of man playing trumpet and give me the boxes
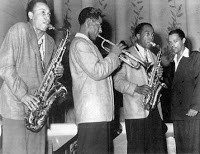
[69,7,125,154]
[114,22,167,153]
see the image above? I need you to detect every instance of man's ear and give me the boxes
[182,38,186,44]
[28,12,33,20]
[85,18,92,28]
[136,33,140,40]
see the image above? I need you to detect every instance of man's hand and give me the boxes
[55,64,64,78]
[21,94,39,111]
[186,109,198,117]
[135,85,152,96]
[111,42,126,57]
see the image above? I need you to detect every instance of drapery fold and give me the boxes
[54,0,200,51]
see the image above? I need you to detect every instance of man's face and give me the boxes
[137,25,154,49]
[29,2,51,32]
[88,17,102,41]
[168,33,185,55]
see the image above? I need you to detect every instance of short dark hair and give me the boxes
[169,28,185,40]
[26,0,48,21]
[78,7,103,25]
[135,22,153,36]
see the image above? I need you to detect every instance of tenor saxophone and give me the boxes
[143,43,167,111]
[24,28,70,132]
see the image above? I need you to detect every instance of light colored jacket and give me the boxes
[114,45,157,119]
[0,22,56,120]
[69,33,120,124]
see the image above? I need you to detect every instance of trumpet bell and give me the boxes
[98,35,150,70]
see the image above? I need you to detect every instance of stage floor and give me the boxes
[47,122,176,154]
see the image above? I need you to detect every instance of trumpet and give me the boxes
[97,35,151,70]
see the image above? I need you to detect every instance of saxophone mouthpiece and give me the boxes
[48,24,55,30]
[48,24,68,31]
[150,42,156,47]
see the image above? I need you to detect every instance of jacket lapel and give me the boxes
[130,46,149,83]
[43,34,55,71]
[27,23,41,58]
[173,57,190,85]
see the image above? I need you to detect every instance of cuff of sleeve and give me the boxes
[18,91,27,102]
[107,52,121,66]
[129,83,137,96]
[191,105,200,112]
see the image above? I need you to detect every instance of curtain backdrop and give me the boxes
[55,0,200,53]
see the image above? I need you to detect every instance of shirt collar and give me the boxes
[136,43,146,55]
[173,47,189,61]
[75,33,90,41]
[38,34,45,45]
[135,43,152,62]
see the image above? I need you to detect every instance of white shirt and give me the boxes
[173,47,189,72]
[135,43,153,63]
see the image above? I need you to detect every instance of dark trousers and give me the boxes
[174,120,200,154]
[125,108,167,154]
[77,122,110,154]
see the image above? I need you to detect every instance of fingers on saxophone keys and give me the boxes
[26,101,36,111]
[143,85,152,96]
[29,96,39,110]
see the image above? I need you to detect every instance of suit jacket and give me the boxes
[69,33,120,124]
[114,45,157,119]
[0,22,56,120]
[171,51,200,120]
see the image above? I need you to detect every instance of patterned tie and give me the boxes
[38,38,45,71]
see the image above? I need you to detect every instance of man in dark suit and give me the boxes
[169,29,200,153]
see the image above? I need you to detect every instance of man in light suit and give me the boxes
[114,22,167,153]
[69,7,125,154]
[0,0,64,153]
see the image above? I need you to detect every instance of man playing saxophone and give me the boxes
[114,22,167,153]
[0,0,64,153]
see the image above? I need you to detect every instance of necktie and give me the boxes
[144,49,148,63]
[38,38,45,71]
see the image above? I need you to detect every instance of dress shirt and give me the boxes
[135,43,153,63]
[173,47,189,72]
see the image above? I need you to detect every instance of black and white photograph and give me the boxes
[0,0,200,154]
